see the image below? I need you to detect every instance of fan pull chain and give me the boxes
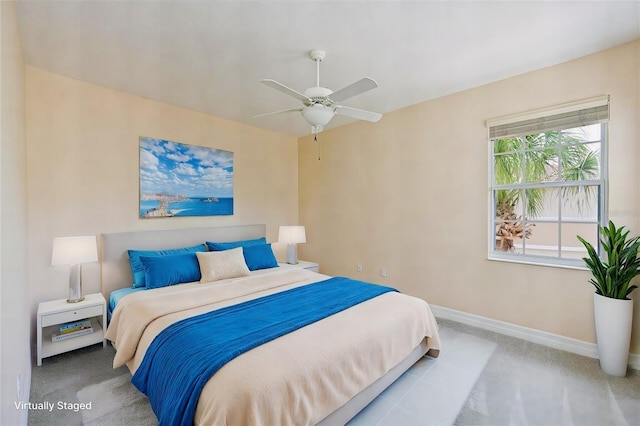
[314,134,321,160]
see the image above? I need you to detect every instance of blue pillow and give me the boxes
[139,253,201,289]
[128,244,207,288]
[206,237,267,252]
[242,244,279,271]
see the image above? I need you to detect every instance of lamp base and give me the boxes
[67,263,85,304]
[286,244,298,265]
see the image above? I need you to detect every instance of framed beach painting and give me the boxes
[139,137,233,218]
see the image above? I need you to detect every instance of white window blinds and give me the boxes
[487,96,609,139]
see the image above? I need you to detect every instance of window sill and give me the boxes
[488,254,589,271]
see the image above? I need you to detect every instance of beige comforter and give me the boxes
[105,268,441,425]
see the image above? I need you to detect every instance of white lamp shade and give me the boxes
[301,105,334,126]
[51,236,98,265]
[278,226,306,244]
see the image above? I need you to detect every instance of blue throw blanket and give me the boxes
[131,276,397,426]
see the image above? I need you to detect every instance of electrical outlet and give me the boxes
[380,267,387,277]
[16,373,20,399]
[357,264,362,272]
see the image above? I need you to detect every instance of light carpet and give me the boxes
[77,374,155,425]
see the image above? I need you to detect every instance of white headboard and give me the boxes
[100,224,266,300]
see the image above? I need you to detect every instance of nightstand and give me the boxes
[37,293,107,366]
[279,260,319,273]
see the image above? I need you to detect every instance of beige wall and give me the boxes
[299,41,640,355]
[1,1,30,424]
[26,67,298,337]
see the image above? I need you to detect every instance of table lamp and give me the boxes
[278,226,306,265]
[51,236,98,303]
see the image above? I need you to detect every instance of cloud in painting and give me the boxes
[139,137,233,197]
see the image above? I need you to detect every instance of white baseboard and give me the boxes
[430,304,640,371]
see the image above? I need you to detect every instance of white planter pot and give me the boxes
[593,293,633,377]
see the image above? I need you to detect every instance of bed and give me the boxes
[102,225,441,425]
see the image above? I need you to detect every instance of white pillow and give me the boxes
[196,247,250,282]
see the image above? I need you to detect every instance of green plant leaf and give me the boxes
[577,221,640,299]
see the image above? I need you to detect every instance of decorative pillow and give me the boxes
[128,244,207,288]
[139,252,201,289]
[205,237,267,252]
[242,243,279,271]
[196,248,250,283]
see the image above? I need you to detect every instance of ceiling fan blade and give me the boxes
[260,79,311,102]
[334,106,382,123]
[328,77,378,103]
[253,107,302,118]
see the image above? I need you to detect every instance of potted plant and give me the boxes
[577,221,640,376]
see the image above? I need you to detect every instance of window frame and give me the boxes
[487,96,609,269]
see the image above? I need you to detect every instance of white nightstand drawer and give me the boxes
[41,304,103,327]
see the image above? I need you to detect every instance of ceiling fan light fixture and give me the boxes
[301,104,334,127]
[257,49,381,135]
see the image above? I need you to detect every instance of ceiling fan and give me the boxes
[255,49,382,134]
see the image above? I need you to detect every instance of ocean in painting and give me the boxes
[139,197,233,217]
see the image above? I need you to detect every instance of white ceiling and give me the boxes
[15,1,640,137]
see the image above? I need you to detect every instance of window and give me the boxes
[487,96,609,268]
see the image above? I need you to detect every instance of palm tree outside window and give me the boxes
[488,96,609,268]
